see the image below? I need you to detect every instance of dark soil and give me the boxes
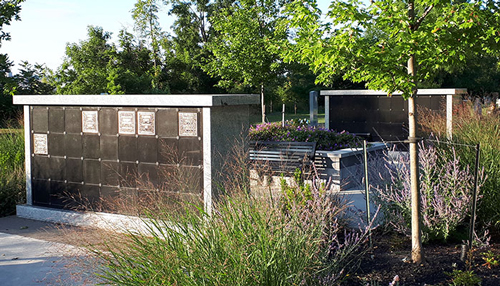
[344,234,500,286]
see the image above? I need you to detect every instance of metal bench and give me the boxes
[249,141,317,175]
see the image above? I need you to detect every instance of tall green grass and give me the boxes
[94,174,372,285]
[0,129,25,217]
[419,102,500,227]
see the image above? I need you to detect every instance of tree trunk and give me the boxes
[408,55,423,264]
[261,84,266,123]
[407,0,423,264]
[281,103,285,127]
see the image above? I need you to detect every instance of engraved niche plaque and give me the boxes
[138,111,155,135]
[82,111,99,133]
[178,112,198,137]
[118,111,136,134]
[33,134,48,155]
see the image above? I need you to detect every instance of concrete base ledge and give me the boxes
[16,205,154,234]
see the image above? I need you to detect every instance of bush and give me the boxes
[419,102,500,227]
[372,142,484,242]
[0,129,25,217]
[95,178,373,285]
[249,120,361,151]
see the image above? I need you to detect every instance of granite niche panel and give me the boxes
[30,106,204,212]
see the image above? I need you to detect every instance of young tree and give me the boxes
[204,0,289,123]
[284,0,500,263]
[132,0,165,91]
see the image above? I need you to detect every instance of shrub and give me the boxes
[249,120,361,151]
[419,102,500,227]
[95,178,373,285]
[372,142,484,242]
[0,129,25,217]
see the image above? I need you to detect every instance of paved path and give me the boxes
[0,216,102,285]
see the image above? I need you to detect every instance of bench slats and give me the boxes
[249,141,317,174]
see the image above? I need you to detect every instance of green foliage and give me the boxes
[205,0,288,90]
[0,129,25,217]
[0,129,24,173]
[95,189,371,285]
[249,121,362,151]
[280,168,312,212]
[283,0,500,98]
[481,251,499,269]
[446,270,482,286]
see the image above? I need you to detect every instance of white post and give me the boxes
[325,95,330,130]
[23,105,32,205]
[446,94,453,140]
[202,107,212,215]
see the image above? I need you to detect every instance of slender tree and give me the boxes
[284,0,500,263]
[132,0,165,91]
[204,0,289,123]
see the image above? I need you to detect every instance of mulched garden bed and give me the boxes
[343,233,500,285]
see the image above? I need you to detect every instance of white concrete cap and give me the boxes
[13,94,260,107]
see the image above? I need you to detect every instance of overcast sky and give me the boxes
[2,0,334,73]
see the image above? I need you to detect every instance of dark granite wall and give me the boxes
[327,95,445,141]
[30,106,203,212]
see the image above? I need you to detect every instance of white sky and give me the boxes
[2,0,333,73]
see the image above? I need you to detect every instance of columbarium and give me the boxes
[13,94,259,223]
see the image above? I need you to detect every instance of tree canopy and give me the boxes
[283,0,500,98]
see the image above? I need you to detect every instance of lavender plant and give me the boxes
[372,142,485,242]
[249,121,361,151]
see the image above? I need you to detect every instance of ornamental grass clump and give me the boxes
[249,120,361,151]
[0,129,25,217]
[94,173,373,285]
[372,142,485,242]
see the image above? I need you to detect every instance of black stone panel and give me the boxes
[100,108,118,135]
[137,137,157,163]
[120,162,137,187]
[32,156,50,179]
[48,133,65,157]
[32,107,48,132]
[100,135,118,160]
[100,186,119,205]
[391,96,405,112]
[49,157,66,181]
[65,108,81,134]
[377,96,392,111]
[157,108,178,137]
[158,138,179,164]
[49,181,66,208]
[138,163,159,187]
[49,107,65,133]
[119,135,137,162]
[80,185,100,209]
[65,133,82,158]
[32,179,50,206]
[101,161,120,186]
[179,166,202,194]
[66,158,83,183]
[83,135,100,159]
[83,159,101,184]
[179,138,202,166]
[65,183,84,209]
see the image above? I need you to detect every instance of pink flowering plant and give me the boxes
[249,120,361,151]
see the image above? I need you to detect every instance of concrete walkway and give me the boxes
[0,216,102,285]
